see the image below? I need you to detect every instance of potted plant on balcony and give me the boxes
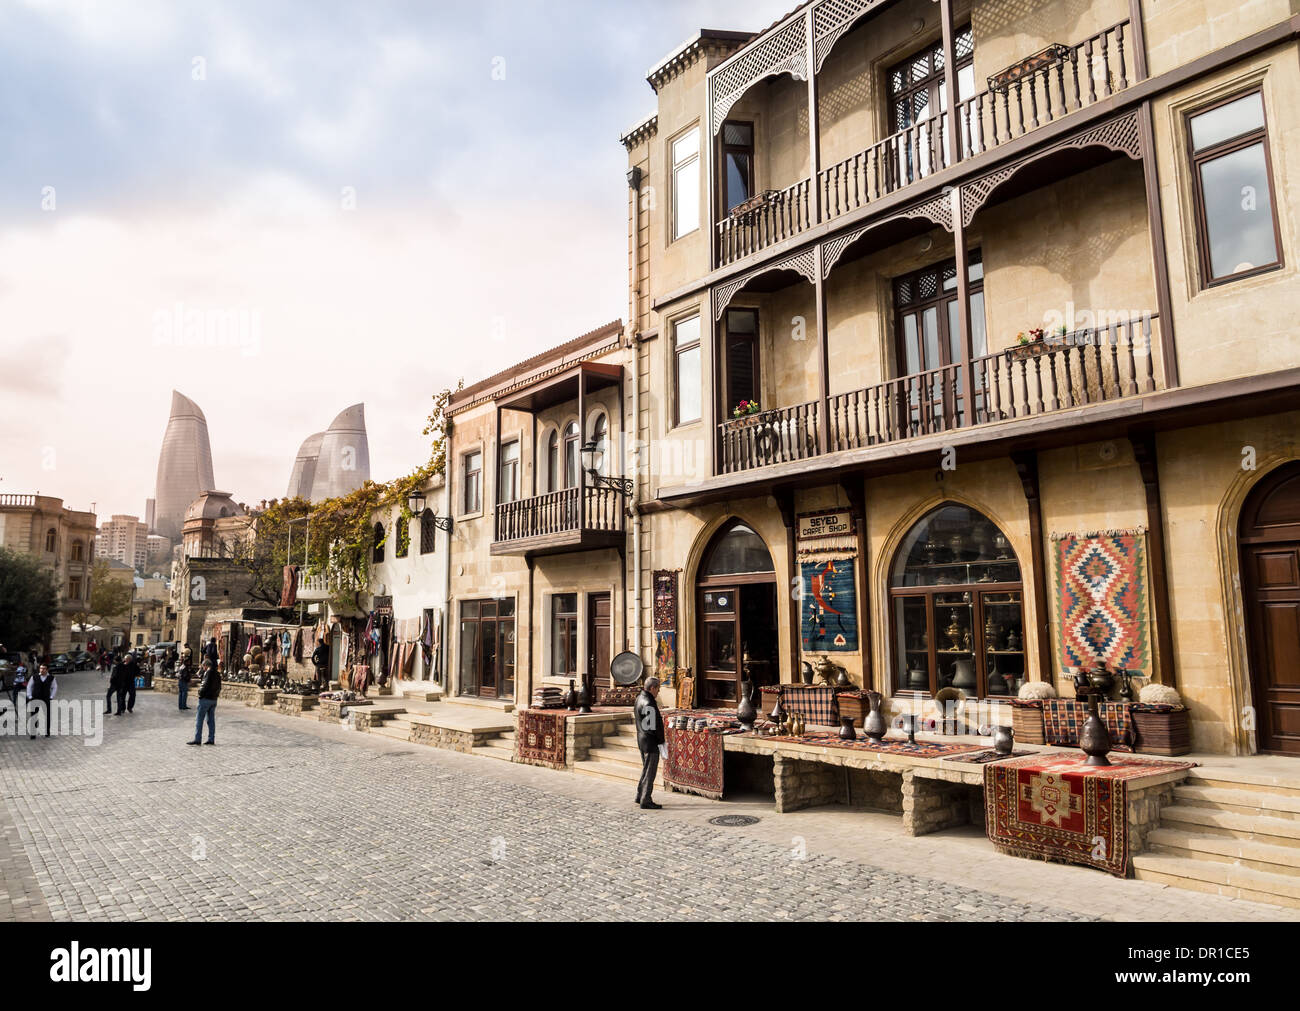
[731,399,762,420]
[1007,325,1067,362]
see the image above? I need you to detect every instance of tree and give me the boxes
[69,560,135,640]
[0,547,60,652]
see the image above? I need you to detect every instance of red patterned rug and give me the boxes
[514,708,568,769]
[1042,699,1134,750]
[664,725,727,799]
[761,731,984,759]
[985,753,1197,876]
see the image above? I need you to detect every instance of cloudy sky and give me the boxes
[0,0,791,519]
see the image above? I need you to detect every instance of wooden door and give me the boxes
[588,593,612,688]
[1241,464,1300,755]
[698,587,741,707]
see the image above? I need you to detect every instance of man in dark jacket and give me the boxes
[633,676,666,809]
[118,652,139,714]
[27,664,56,738]
[107,654,128,715]
[187,662,221,746]
[204,637,219,672]
[311,640,330,688]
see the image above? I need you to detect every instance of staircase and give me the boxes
[471,729,516,762]
[1133,767,1300,908]
[572,721,644,786]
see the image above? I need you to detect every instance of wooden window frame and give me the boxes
[886,26,974,150]
[498,438,520,504]
[1185,87,1284,289]
[720,119,755,214]
[462,449,483,515]
[672,313,703,428]
[723,307,761,413]
[551,593,579,677]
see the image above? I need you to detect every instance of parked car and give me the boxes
[48,654,74,674]
[0,652,21,691]
[67,650,94,670]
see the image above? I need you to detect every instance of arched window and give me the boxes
[372,522,385,564]
[546,430,560,492]
[420,509,437,554]
[70,540,84,562]
[44,528,57,553]
[889,503,1023,698]
[563,421,580,488]
[702,522,775,577]
[590,412,609,476]
[395,515,409,558]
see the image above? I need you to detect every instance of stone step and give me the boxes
[384,718,416,733]
[472,745,513,762]
[1132,853,1300,909]
[399,686,444,702]
[1187,768,1300,799]
[1173,784,1300,820]
[586,745,643,767]
[1160,804,1300,846]
[445,696,515,714]
[481,735,515,752]
[572,758,645,785]
[371,725,412,742]
[1146,828,1300,877]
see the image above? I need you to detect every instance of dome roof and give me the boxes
[184,491,244,521]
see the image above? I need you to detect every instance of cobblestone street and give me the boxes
[0,672,1292,922]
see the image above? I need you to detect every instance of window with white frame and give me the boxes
[672,128,700,240]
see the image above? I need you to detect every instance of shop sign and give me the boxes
[373,595,393,617]
[797,508,855,543]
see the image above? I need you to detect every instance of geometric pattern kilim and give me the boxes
[1054,531,1149,673]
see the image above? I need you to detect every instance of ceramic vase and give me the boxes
[863,691,887,742]
[1079,694,1112,766]
[735,680,758,732]
[839,715,857,741]
[992,724,1015,755]
[563,679,578,710]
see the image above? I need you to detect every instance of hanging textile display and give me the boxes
[1052,528,1149,674]
[280,564,299,607]
[653,570,678,679]
[800,557,859,652]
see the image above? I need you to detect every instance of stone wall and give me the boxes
[1126,780,1178,863]
[901,772,978,836]
[565,712,629,766]
[408,723,476,754]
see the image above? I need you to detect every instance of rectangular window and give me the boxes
[550,593,578,676]
[462,450,482,514]
[69,576,82,600]
[721,121,754,213]
[1188,89,1282,286]
[672,128,700,240]
[724,308,759,412]
[498,440,520,504]
[887,26,975,175]
[673,314,702,426]
[459,598,515,699]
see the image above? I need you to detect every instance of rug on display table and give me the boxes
[515,708,569,769]
[941,749,1035,765]
[984,752,1197,877]
[761,731,985,759]
[1042,699,1134,751]
[663,709,744,799]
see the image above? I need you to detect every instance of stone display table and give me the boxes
[317,697,372,723]
[275,694,319,717]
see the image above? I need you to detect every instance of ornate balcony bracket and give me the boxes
[711,17,808,135]
[822,195,954,280]
[715,249,817,320]
[959,110,1144,228]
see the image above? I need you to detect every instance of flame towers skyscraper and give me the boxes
[154,390,216,540]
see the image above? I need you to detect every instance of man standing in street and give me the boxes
[633,676,666,810]
[311,638,330,690]
[121,651,139,714]
[187,661,221,746]
[176,653,194,710]
[107,653,125,715]
[27,664,57,739]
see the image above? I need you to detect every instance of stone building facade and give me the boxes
[612,0,1300,756]
[0,493,98,654]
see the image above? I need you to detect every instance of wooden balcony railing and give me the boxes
[715,178,812,267]
[824,316,1158,454]
[493,485,625,543]
[718,316,1157,475]
[820,19,1134,223]
[717,400,820,475]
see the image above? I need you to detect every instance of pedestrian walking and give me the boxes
[122,652,139,713]
[105,653,120,713]
[187,661,221,746]
[10,661,27,712]
[27,664,57,739]
[176,656,194,710]
[633,676,666,810]
[204,637,219,672]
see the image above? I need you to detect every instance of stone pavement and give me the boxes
[0,671,1292,922]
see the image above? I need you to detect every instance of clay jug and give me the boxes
[862,690,887,742]
[736,680,758,731]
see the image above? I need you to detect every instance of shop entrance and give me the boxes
[1240,462,1300,755]
[696,521,780,707]
[588,592,612,688]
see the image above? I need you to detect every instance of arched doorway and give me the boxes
[889,503,1025,698]
[1240,462,1300,755]
[696,521,779,707]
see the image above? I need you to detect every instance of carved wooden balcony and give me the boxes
[491,486,626,557]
